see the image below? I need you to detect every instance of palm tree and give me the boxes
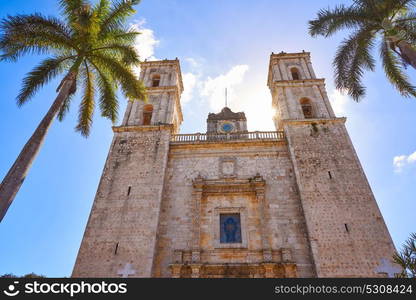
[393,232,416,278]
[309,0,416,100]
[0,0,146,222]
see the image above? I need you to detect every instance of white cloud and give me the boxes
[393,155,408,172]
[201,65,249,111]
[329,89,350,116]
[178,62,275,131]
[393,151,416,172]
[234,86,275,131]
[181,72,197,104]
[192,64,274,131]
[185,57,202,69]
[409,151,416,163]
[130,19,159,61]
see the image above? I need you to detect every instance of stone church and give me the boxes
[72,52,398,278]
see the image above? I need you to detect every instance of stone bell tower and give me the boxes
[72,59,183,277]
[122,59,183,132]
[268,51,397,277]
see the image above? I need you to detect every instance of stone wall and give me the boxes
[72,127,172,277]
[284,119,397,277]
[152,140,316,277]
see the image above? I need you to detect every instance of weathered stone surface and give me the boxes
[268,52,397,277]
[72,54,397,278]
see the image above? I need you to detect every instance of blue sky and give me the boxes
[0,0,415,277]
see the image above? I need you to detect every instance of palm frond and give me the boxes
[393,252,410,278]
[92,63,118,122]
[17,56,74,105]
[394,10,416,23]
[333,26,376,100]
[380,38,416,97]
[0,13,72,37]
[90,53,145,101]
[354,0,412,18]
[395,20,416,44]
[94,0,111,20]
[69,3,101,42]
[393,232,416,278]
[58,0,86,25]
[0,14,76,61]
[309,4,369,37]
[57,93,74,121]
[75,63,95,137]
[99,28,140,45]
[99,0,140,36]
[91,44,140,64]
[346,35,376,100]
[388,0,416,14]
[1,0,147,138]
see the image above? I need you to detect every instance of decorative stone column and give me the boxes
[191,250,201,263]
[263,249,273,263]
[191,175,204,256]
[281,248,292,262]
[251,174,270,255]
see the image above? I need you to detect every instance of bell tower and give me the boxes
[72,59,183,278]
[268,51,397,277]
[267,51,336,129]
[122,59,183,132]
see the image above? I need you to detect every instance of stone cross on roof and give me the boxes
[375,258,401,278]
[117,263,136,278]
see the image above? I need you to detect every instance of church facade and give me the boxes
[72,52,397,278]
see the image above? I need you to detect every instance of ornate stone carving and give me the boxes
[168,260,297,278]
[219,157,237,178]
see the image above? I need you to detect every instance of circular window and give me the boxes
[221,122,234,133]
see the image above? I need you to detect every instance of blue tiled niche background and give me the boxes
[220,213,242,243]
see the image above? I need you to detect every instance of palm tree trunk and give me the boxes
[396,40,416,69]
[0,73,76,222]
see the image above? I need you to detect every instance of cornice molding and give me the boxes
[271,78,325,88]
[112,124,174,133]
[282,117,346,126]
[170,139,285,149]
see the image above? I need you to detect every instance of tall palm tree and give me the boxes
[393,232,416,278]
[309,0,416,100]
[0,0,146,222]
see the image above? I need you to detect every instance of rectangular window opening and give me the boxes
[344,223,349,233]
[115,242,119,255]
[127,186,131,196]
[328,171,332,179]
[143,112,152,125]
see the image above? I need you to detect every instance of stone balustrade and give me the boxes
[171,131,285,143]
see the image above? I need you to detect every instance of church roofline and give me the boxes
[270,51,311,58]
[207,107,247,121]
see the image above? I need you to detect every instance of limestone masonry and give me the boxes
[72,52,398,278]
